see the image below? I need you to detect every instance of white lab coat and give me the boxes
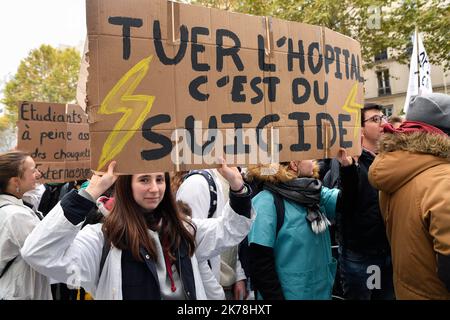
[177,169,247,299]
[0,194,51,300]
[22,183,46,211]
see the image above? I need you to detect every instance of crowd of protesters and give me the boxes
[1,92,449,300]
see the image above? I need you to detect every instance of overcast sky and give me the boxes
[0,0,86,106]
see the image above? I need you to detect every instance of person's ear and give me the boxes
[361,126,366,137]
[7,176,20,191]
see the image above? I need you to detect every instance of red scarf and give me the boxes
[162,237,176,292]
[383,120,446,136]
[163,250,177,293]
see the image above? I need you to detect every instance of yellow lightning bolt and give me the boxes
[96,55,155,171]
[342,83,363,139]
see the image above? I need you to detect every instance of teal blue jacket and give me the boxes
[248,187,339,300]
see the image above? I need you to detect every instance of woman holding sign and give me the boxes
[0,150,51,300]
[21,160,253,300]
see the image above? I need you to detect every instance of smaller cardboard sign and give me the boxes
[17,101,91,183]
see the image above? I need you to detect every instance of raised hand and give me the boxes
[86,161,118,199]
[216,157,244,192]
[336,148,353,167]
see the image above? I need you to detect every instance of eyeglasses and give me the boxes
[363,115,387,124]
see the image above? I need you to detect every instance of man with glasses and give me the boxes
[324,103,394,300]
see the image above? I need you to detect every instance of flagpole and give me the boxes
[415,26,421,95]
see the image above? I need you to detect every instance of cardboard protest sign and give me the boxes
[17,101,91,182]
[86,0,364,174]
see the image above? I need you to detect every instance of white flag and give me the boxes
[403,30,433,113]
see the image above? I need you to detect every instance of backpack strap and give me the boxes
[0,257,17,279]
[272,193,285,238]
[183,170,217,218]
[0,204,17,278]
[98,233,111,279]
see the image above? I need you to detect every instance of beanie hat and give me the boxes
[406,93,450,136]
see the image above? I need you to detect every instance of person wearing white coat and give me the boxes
[0,151,50,300]
[21,161,253,300]
[177,169,248,300]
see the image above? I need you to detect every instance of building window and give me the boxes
[374,49,388,62]
[376,69,391,96]
[382,104,393,117]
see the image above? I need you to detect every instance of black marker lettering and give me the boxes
[108,17,143,60]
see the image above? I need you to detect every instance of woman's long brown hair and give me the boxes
[102,173,196,262]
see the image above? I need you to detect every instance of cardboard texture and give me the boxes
[17,101,91,183]
[86,0,363,173]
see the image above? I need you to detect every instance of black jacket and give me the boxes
[337,149,390,255]
[121,241,196,300]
